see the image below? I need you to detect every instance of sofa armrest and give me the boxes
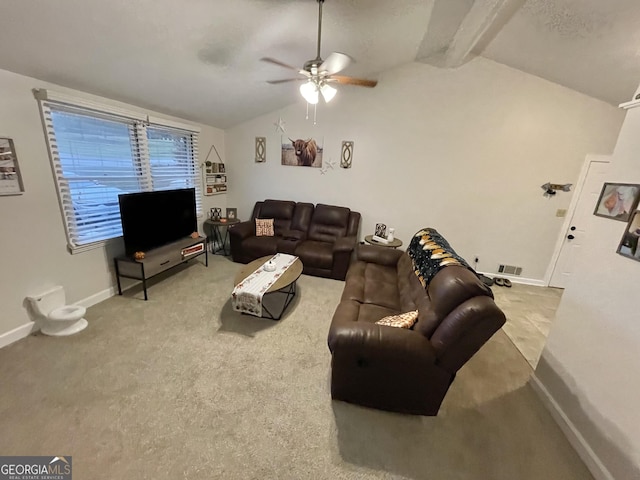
[430,296,506,374]
[334,235,358,253]
[228,220,255,241]
[356,244,403,266]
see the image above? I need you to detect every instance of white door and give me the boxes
[549,160,610,288]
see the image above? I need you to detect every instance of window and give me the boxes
[37,91,201,253]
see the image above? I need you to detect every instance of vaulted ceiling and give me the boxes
[0,0,638,128]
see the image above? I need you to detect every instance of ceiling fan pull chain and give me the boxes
[313,103,317,125]
[305,101,309,120]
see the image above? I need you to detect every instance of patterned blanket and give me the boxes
[407,228,472,288]
[232,253,298,317]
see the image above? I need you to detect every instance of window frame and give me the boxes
[35,89,202,254]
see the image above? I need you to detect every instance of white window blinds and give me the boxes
[38,97,201,253]
[147,125,201,213]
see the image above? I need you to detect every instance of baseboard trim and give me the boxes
[1,286,117,350]
[76,286,116,309]
[477,271,546,287]
[0,322,37,349]
[530,374,614,480]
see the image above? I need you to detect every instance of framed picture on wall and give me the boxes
[0,137,25,196]
[617,210,640,261]
[281,136,323,168]
[594,182,640,222]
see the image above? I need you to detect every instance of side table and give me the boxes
[204,218,240,255]
[364,234,403,249]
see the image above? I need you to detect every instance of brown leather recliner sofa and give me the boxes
[328,230,506,415]
[229,199,361,280]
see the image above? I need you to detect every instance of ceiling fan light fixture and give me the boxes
[300,81,319,104]
[320,83,337,102]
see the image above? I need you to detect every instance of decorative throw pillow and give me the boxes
[256,218,275,237]
[375,310,419,329]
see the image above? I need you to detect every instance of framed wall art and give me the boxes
[594,182,640,222]
[0,137,25,196]
[617,210,640,261]
[255,137,266,163]
[281,136,323,168]
[340,141,353,169]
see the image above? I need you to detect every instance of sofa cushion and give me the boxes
[255,218,274,237]
[307,204,350,242]
[242,236,278,258]
[357,302,398,324]
[259,200,296,236]
[291,202,315,232]
[376,310,419,329]
[260,200,295,219]
[341,260,400,311]
[295,240,333,269]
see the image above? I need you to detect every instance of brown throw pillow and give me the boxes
[256,218,275,237]
[375,310,419,329]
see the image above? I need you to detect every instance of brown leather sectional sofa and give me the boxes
[229,200,361,280]
[328,240,506,415]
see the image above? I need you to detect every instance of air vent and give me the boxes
[498,264,522,276]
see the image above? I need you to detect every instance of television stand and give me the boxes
[114,236,208,300]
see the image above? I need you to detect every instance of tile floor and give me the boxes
[491,282,564,368]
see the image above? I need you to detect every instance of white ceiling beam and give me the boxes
[443,0,526,67]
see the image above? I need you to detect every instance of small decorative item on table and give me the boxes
[210,207,222,221]
[226,208,237,220]
[373,223,390,244]
[134,251,145,260]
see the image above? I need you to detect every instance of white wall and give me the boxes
[225,57,623,281]
[535,91,640,478]
[0,68,225,342]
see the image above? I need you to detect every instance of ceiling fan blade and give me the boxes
[267,78,305,84]
[319,52,353,75]
[260,57,300,72]
[331,75,378,88]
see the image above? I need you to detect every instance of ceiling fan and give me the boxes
[261,0,377,105]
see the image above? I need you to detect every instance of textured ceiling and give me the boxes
[480,0,640,105]
[0,0,637,129]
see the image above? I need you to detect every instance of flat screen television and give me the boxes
[118,188,196,256]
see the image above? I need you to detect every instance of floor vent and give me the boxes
[498,264,523,276]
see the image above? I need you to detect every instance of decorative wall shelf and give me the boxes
[204,162,226,195]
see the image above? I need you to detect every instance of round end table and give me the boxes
[364,235,403,249]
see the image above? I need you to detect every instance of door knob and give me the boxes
[567,234,575,240]
[570,226,576,231]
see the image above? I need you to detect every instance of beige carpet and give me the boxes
[0,256,592,479]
